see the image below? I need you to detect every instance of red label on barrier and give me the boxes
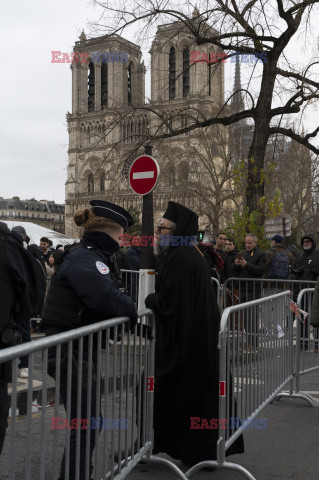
[219,381,226,396]
[147,377,155,392]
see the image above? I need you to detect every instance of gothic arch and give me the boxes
[179,161,189,181]
[166,164,176,187]
[101,63,108,108]
[88,172,94,193]
[182,46,190,97]
[99,171,106,192]
[169,46,176,100]
[127,62,134,106]
[79,156,100,178]
[88,62,95,111]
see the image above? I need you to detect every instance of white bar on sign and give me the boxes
[133,171,154,180]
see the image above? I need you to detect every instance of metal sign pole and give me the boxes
[138,145,156,309]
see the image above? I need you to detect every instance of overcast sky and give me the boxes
[1,1,318,204]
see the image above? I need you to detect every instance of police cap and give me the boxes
[90,200,134,232]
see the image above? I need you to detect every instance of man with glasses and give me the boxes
[291,233,319,350]
[145,202,244,468]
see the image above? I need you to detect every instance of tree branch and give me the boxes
[269,127,319,155]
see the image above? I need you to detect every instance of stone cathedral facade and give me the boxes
[65,17,228,237]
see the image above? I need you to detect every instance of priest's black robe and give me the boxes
[145,203,244,465]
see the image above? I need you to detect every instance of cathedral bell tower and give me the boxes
[65,32,146,236]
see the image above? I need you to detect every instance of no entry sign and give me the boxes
[129,155,159,195]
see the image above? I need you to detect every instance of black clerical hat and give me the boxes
[162,201,198,237]
[162,201,178,223]
[90,200,134,232]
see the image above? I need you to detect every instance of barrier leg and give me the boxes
[187,461,256,480]
[276,390,319,407]
[143,456,257,480]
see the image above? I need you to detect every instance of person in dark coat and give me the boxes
[291,233,319,282]
[0,222,45,455]
[228,234,268,346]
[287,244,301,262]
[42,201,137,480]
[145,202,244,467]
[264,235,294,295]
[228,233,268,302]
[291,233,319,349]
[126,234,141,271]
[213,232,228,283]
[225,238,239,279]
[196,242,224,278]
[27,244,47,275]
[10,228,46,378]
[224,238,239,307]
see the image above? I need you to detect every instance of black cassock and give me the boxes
[145,204,244,465]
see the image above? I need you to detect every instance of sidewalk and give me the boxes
[3,337,319,479]
[8,333,140,415]
[127,369,319,479]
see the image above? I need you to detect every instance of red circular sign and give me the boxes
[129,155,160,195]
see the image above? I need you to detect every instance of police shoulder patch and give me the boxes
[96,261,109,275]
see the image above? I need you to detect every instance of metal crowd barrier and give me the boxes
[277,288,319,407]
[224,277,317,309]
[211,268,221,283]
[0,309,155,480]
[211,277,221,309]
[213,291,293,479]
[121,269,140,305]
[142,292,295,480]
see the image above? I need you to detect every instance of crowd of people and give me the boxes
[1,203,319,478]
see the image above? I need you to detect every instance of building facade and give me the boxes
[0,197,65,233]
[65,15,228,237]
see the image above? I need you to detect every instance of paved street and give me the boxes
[1,365,319,480]
[127,369,319,480]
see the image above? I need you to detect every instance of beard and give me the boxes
[154,234,170,256]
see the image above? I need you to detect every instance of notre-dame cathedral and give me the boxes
[65,14,235,237]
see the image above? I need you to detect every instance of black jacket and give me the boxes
[42,231,137,333]
[215,248,227,283]
[125,246,141,271]
[291,233,319,282]
[225,248,239,279]
[229,246,268,280]
[0,222,46,335]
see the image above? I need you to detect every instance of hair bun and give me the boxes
[74,209,90,226]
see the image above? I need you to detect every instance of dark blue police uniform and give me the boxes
[42,201,137,480]
[43,231,137,333]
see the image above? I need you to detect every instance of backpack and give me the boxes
[268,249,290,279]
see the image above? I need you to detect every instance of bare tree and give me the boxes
[157,125,245,232]
[268,135,319,238]
[90,0,319,224]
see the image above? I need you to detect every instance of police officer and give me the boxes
[0,221,45,455]
[42,200,137,480]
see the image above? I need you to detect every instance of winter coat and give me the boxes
[229,246,268,281]
[228,246,268,301]
[265,243,294,278]
[291,233,319,282]
[125,246,141,271]
[225,248,239,280]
